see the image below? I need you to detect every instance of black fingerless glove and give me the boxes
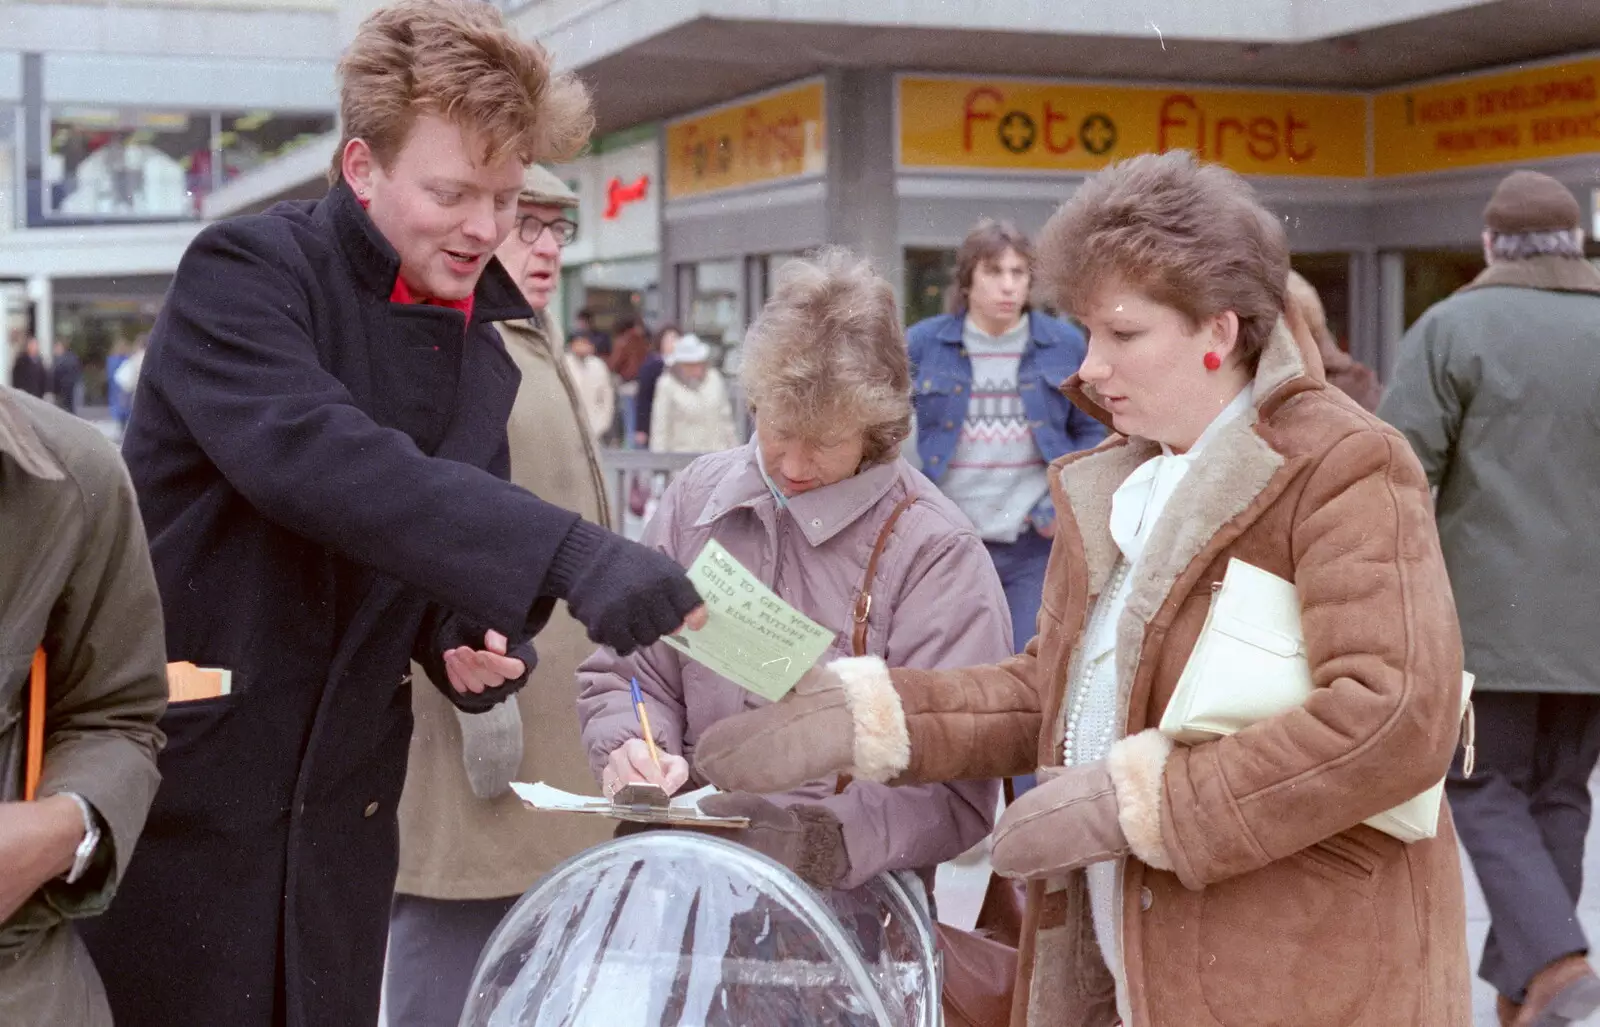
[545,520,703,655]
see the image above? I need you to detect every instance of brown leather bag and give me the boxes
[845,494,1021,1027]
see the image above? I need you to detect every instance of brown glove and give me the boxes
[614,794,850,889]
[695,660,895,795]
[697,793,851,889]
[990,763,1128,880]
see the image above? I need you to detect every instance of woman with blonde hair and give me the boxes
[693,152,1473,1027]
[577,247,1009,899]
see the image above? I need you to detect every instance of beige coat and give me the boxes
[649,368,738,453]
[395,315,614,900]
[867,321,1471,1026]
[564,351,614,444]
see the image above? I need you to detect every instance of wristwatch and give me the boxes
[61,792,102,886]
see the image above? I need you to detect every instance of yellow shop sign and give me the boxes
[898,75,1368,179]
[665,79,827,201]
[1375,56,1600,176]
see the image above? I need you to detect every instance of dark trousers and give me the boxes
[386,893,518,1027]
[1447,692,1600,1001]
[985,528,1052,797]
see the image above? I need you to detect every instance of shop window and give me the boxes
[47,108,212,218]
[904,247,956,327]
[575,256,659,339]
[44,107,334,221]
[685,258,743,356]
[218,111,336,187]
[1290,252,1353,351]
[1402,249,1483,330]
[755,251,805,311]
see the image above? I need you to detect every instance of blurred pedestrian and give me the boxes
[606,315,649,382]
[1380,169,1600,1027]
[907,220,1105,664]
[0,385,167,1026]
[573,306,611,358]
[9,337,46,398]
[632,323,678,449]
[648,333,737,453]
[110,337,144,416]
[105,340,134,435]
[50,342,83,414]
[565,325,616,446]
[697,151,1472,1027]
[76,5,703,1027]
[389,165,615,1027]
[607,315,650,444]
[580,248,1005,902]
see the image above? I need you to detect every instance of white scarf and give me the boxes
[1082,385,1256,666]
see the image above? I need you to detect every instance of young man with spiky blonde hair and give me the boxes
[79,4,703,1025]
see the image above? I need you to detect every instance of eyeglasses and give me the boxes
[517,214,578,246]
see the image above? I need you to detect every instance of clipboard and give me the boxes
[510,781,750,829]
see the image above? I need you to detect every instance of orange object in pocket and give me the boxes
[166,661,232,703]
[24,648,45,801]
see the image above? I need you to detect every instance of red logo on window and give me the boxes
[604,175,650,219]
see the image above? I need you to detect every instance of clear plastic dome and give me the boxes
[460,833,939,1027]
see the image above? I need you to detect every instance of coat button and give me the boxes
[810,518,822,529]
[944,420,954,429]
[364,802,380,818]
[929,455,940,464]
[1139,886,1153,911]
[922,379,933,389]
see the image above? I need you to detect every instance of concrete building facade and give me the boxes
[508,0,1600,375]
[0,0,340,399]
[14,0,1600,393]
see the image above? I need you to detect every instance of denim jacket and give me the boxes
[907,310,1106,530]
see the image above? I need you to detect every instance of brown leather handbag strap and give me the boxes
[852,492,918,658]
[835,492,918,797]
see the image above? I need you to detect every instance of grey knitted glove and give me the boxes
[455,702,525,800]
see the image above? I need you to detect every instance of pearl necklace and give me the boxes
[1063,560,1132,767]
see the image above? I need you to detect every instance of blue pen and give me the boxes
[630,677,663,772]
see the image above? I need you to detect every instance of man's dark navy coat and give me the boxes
[79,182,581,1027]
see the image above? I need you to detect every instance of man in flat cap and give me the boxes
[387,164,618,1026]
[1382,170,1600,1027]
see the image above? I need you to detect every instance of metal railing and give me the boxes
[597,449,704,536]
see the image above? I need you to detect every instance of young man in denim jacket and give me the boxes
[907,219,1105,669]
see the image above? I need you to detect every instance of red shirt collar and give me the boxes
[388,274,475,322]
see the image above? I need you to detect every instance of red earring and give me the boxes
[1203,352,1222,371]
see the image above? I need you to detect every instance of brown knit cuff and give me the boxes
[792,805,850,889]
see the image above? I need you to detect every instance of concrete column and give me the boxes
[1346,249,1381,376]
[22,53,42,227]
[824,69,901,304]
[1378,251,1407,380]
[655,125,675,328]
